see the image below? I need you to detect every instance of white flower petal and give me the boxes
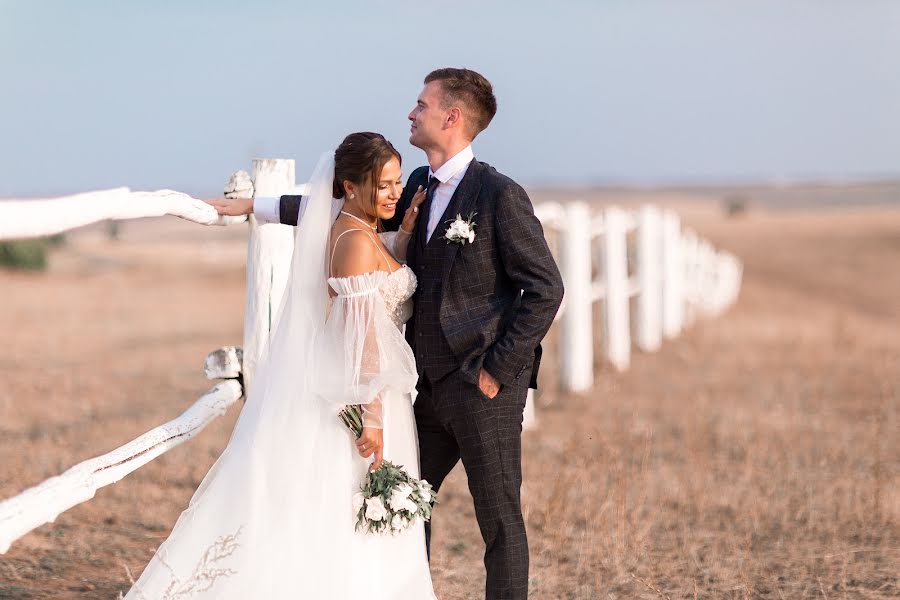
[391,514,405,531]
[353,492,365,514]
[365,496,387,521]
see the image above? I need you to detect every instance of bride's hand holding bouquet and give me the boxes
[339,404,437,535]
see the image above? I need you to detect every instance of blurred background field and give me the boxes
[1,183,897,599]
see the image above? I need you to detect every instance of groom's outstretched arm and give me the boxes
[251,195,304,226]
[483,183,565,386]
[206,195,304,224]
[278,195,303,225]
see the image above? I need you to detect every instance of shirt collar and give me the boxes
[428,145,474,184]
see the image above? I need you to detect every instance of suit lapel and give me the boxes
[438,160,483,287]
[406,168,429,270]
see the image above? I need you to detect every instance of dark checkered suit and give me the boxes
[277,159,564,600]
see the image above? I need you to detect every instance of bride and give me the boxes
[125,132,435,599]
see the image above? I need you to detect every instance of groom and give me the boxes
[240,68,563,600]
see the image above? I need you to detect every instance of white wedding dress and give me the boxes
[125,155,436,599]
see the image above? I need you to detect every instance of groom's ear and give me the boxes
[444,106,463,130]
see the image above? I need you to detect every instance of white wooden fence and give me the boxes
[535,200,742,392]
[0,158,741,553]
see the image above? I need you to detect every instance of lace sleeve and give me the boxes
[319,272,417,429]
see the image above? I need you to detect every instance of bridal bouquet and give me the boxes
[339,405,437,534]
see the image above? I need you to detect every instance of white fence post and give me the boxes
[681,228,700,326]
[661,211,684,339]
[635,205,663,352]
[725,253,743,311]
[600,207,631,371]
[242,159,296,395]
[559,201,594,393]
[699,239,717,315]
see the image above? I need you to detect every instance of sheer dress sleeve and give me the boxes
[318,271,417,428]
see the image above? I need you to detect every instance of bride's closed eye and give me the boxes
[379,178,403,190]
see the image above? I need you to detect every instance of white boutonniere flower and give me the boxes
[443,212,477,244]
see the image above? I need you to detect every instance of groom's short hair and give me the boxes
[425,68,497,139]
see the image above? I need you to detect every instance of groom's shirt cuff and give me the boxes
[253,196,281,224]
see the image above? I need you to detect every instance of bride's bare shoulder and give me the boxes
[329,227,380,279]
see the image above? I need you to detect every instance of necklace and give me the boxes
[340,210,377,231]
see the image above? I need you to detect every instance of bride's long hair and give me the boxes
[332,132,401,231]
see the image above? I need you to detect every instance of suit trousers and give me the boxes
[415,368,530,600]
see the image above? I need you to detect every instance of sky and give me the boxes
[1,0,899,196]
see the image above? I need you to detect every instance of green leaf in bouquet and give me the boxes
[338,404,366,438]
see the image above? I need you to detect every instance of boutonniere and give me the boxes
[442,212,477,245]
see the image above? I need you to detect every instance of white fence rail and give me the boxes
[0,159,741,553]
[0,377,242,554]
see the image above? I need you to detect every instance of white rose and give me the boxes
[446,222,462,239]
[364,496,387,522]
[352,492,365,515]
[456,222,471,238]
[390,487,418,513]
[391,514,406,532]
[388,487,408,511]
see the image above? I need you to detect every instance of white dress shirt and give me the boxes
[424,144,474,242]
[252,144,475,238]
[253,195,283,224]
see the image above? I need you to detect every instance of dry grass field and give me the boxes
[0,190,897,598]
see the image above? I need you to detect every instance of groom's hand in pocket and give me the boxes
[478,368,502,399]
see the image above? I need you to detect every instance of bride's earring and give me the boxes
[349,193,356,200]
